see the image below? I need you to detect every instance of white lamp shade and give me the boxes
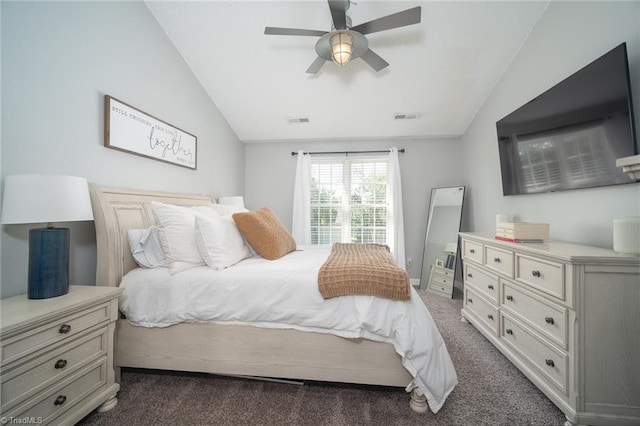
[217,196,245,209]
[1,175,94,225]
[444,242,458,254]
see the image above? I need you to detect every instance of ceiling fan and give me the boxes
[264,1,421,74]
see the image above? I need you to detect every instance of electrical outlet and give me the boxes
[407,257,413,267]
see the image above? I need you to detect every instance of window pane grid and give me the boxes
[310,156,389,246]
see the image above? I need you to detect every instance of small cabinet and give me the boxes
[426,264,455,297]
[1,285,122,425]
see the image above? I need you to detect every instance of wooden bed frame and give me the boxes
[89,183,427,412]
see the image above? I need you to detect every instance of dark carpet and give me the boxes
[78,290,566,426]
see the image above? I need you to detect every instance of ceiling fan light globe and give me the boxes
[330,32,353,66]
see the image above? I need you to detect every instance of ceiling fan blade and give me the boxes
[328,0,348,30]
[264,27,328,37]
[306,57,327,74]
[350,6,421,35]
[360,49,389,72]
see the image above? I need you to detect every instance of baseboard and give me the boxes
[410,278,420,288]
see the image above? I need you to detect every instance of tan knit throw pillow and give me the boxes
[232,207,296,260]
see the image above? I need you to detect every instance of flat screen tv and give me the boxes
[497,43,638,196]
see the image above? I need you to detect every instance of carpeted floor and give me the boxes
[78,290,566,425]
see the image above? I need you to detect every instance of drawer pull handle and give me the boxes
[506,329,513,335]
[487,314,494,320]
[54,395,67,406]
[488,284,494,290]
[506,295,514,301]
[493,257,501,263]
[545,359,555,368]
[467,298,473,303]
[532,270,541,278]
[54,359,68,369]
[58,324,71,334]
[467,273,473,278]
[545,317,555,325]
[470,249,475,254]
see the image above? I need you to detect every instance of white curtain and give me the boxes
[292,150,311,245]
[388,147,406,269]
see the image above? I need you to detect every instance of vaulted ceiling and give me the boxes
[146,1,549,143]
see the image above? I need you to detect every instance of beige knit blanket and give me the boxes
[318,243,410,301]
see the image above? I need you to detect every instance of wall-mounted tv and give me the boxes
[496,42,638,196]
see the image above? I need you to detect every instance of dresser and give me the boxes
[1,285,121,425]
[459,232,640,426]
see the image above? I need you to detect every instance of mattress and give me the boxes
[118,245,457,413]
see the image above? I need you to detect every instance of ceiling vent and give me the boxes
[393,113,419,120]
[287,117,310,124]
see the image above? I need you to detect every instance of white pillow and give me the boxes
[127,227,167,268]
[151,201,219,274]
[195,215,253,270]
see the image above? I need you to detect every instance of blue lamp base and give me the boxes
[28,227,70,299]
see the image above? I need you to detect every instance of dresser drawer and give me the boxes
[7,359,107,425]
[516,254,565,301]
[1,328,108,412]
[1,303,111,366]
[429,284,453,298]
[465,264,499,304]
[484,245,514,278]
[464,287,499,336]
[501,281,568,349]
[501,314,568,395]
[462,239,483,264]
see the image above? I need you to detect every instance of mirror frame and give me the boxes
[419,186,465,298]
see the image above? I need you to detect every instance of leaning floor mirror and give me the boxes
[420,186,465,298]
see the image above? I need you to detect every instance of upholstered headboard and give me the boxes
[89,183,215,287]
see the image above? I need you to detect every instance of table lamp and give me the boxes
[444,242,458,255]
[217,196,245,209]
[1,175,94,299]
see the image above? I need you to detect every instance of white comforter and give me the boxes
[119,246,457,413]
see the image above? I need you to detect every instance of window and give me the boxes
[310,156,391,245]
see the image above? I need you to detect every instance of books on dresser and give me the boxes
[495,222,549,242]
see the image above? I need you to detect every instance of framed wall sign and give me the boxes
[104,95,197,169]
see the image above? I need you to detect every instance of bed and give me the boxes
[89,183,457,413]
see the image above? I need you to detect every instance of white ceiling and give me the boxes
[146,1,549,143]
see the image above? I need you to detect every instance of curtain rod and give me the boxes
[291,149,405,156]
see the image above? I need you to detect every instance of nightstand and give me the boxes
[426,264,454,298]
[1,285,121,425]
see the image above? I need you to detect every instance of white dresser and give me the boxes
[459,232,640,426]
[1,285,121,425]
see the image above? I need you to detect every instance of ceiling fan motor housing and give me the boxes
[331,15,352,31]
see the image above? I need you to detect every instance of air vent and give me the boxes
[393,113,419,120]
[287,117,310,124]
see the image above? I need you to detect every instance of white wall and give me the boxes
[244,137,464,280]
[1,1,244,297]
[461,1,640,248]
